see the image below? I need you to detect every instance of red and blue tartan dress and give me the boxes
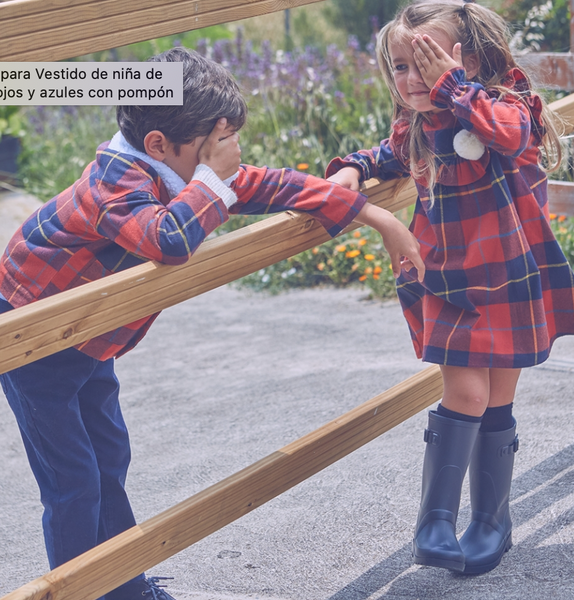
[327,67,574,368]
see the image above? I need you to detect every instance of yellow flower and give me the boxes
[364,254,375,261]
[358,239,367,246]
[359,275,367,282]
[374,265,383,274]
[336,244,347,252]
[353,230,362,238]
[317,262,325,271]
[297,163,309,170]
[346,249,361,258]
[558,215,567,222]
[549,213,557,220]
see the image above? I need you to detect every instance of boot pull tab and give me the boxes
[424,428,441,446]
[499,435,519,456]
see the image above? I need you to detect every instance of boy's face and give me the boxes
[163,123,238,183]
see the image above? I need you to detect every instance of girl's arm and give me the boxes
[431,68,532,158]
[413,34,533,157]
[325,138,410,188]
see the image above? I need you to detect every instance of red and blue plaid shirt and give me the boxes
[328,67,574,368]
[0,143,366,360]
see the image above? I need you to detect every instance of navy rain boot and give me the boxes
[459,420,519,574]
[413,411,480,572]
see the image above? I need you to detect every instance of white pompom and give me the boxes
[453,129,486,161]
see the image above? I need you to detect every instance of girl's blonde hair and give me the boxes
[376,1,563,201]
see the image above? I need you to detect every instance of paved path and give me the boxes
[1,190,574,599]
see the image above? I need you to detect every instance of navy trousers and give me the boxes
[0,300,144,594]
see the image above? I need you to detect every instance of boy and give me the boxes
[0,47,424,600]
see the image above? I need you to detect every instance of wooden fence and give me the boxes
[0,0,573,598]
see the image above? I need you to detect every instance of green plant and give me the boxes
[236,225,398,300]
[0,106,25,139]
[550,214,574,265]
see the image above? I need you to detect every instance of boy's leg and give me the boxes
[77,358,139,546]
[0,347,106,568]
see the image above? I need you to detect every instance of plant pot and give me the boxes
[0,135,21,183]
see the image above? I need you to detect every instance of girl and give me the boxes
[328,0,574,575]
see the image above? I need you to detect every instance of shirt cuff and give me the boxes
[192,164,238,208]
[430,67,467,109]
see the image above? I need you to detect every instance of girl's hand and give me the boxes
[353,203,426,282]
[327,166,361,191]
[412,34,462,90]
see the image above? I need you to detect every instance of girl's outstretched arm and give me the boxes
[353,202,425,283]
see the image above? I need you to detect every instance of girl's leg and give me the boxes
[460,368,521,574]
[413,366,486,570]
[440,365,490,416]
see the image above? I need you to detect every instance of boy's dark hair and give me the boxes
[116,47,248,154]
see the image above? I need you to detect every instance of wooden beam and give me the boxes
[550,93,574,134]
[0,179,417,375]
[0,365,443,600]
[516,53,574,92]
[548,180,574,216]
[0,0,325,61]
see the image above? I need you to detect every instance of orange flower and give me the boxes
[336,244,347,253]
[297,163,309,170]
[364,254,375,261]
[558,215,567,222]
[312,247,319,254]
[346,249,361,258]
[317,263,325,271]
[359,275,367,282]
[549,213,557,220]
[358,239,367,246]
[559,227,567,234]
[374,266,383,274]
[353,230,362,238]
[373,274,380,280]
[364,267,373,275]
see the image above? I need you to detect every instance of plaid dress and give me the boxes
[328,67,574,368]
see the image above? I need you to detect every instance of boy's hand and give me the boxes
[354,203,425,283]
[327,166,361,191]
[198,118,241,180]
[412,34,462,90]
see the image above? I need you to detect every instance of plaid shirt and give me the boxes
[0,144,366,360]
[328,67,574,368]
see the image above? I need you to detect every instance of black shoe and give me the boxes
[106,576,176,600]
[413,411,480,572]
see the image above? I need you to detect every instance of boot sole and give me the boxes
[413,553,465,572]
[461,534,512,575]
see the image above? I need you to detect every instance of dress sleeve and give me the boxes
[325,119,411,183]
[230,164,368,237]
[95,178,229,265]
[430,67,539,158]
